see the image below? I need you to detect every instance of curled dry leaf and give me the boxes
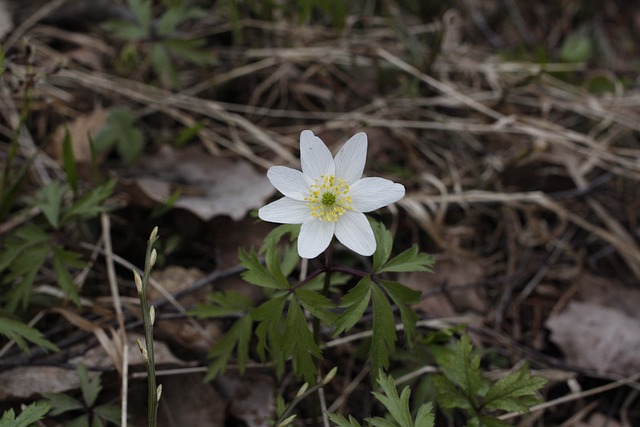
[123,145,274,221]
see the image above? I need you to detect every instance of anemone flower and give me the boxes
[259,130,405,259]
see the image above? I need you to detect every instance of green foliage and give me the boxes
[103,0,215,88]
[0,316,59,354]
[42,365,122,426]
[559,30,593,63]
[0,401,51,427]
[433,335,547,424]
[328,372,434,427]
[0,180,114,311]
[93,108,144,164]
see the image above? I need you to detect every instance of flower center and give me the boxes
[305,174,353,222]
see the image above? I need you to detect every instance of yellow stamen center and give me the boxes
[305,174,353,222]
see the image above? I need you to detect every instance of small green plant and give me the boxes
[93,107,145,164]
[0,401,51,427]
[103,0,216,88]
[42,364,122,426]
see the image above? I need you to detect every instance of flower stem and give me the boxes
[313,241,334,345]
[136,227,160,427]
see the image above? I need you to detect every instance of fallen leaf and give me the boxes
[49,106,109,164]
[546,301,640,376]
[215,372,274,427]
[123,145,274,221]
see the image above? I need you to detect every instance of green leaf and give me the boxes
[205,315,253,380]
[128,0,152,34]
[62,128,79,193]
[483,362,547,413]
[379,246,433,274]
[157,4,207,35]
[559,31,592,63]
[77,364,101,407]
[163,38,217,65]
[61,179,115,224]
[252,294,288,374]
[371,372,414,427]
[239,247,288,289]
[94,405,122,425]
[333,277,372,335]
[379,280,420,344]
[52,246,81,305]
[432,374,472,410]
[372,221,393,272]
[295,288,337,325]
[467,415,510,427]
[94,108,144,164]
[283,299,321,383]
[0,317,59,354]
[0,401,51,427]
[151,44,179,88]
[327,412,362,427]
[42,392,84,416]
[260,224,300,254]
[67,414,91,427]
[102,20,148,40]
[434,335,483,410]
[189,290,254,319]
[414,402,435,427]
[174,122,203,146]
[370,285,396,375]
[33,180,67,229]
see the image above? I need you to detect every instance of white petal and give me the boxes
[259,197,310,224]
[300,130,335,179]
[334,132,367,184]
[267,166,312,201]
[350,177,405,212]
[334,211,376,256]
[298,219,335,259]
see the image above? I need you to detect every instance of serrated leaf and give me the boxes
[3,241,50,311]
[252,294,287,375]
[333,277,372,335]
[371,221,393,272]
[438,335,483,404]
[0,317,59,354]
[0,224,49,273]
[0,401,51,427]
[283,299,321,383]
[128,0,152,34]
[42,392,84,416]
[468,415,511,427]
[483,362,547,413]
[239,247,288,289]
[296,289,337,325]
[414,402,435,427]
[379,246,433,273]
[327,412,362,427]
[205,315,253,381]
[432,375,472,410]
[61,179,115,224]
[371,372,413,427]
[151,44,179,88]
[370,285,396,375]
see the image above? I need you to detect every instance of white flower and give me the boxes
[259,130,405,259]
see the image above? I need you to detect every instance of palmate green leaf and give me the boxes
[327,412,362,427]
[67,414,90,427]
[295,289,337,325]
[157,4,207,35]
[379,246,434,274]
[189,290,254,319]
[0,223,49,273]
[283,299,321,383]
[60,179,115,225]
[438,335,483,401]
[163,39,218,65]
[128,0,152,34]
[239,247,288,289]
[379,280,420,344]
[370,285,396,375]
[0,401,51,427]
[483,362,547,413]
[333,277,372,335]
[371,221,393,272]
[468,415,510,427]
[370,371,435,427]
[77,364,101,407]
[94,108,144,164]
[432,374,473,410]
[151,44,179,88]
[42,391,84,416]
[205,315,253,381]
[0,317,59,354]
